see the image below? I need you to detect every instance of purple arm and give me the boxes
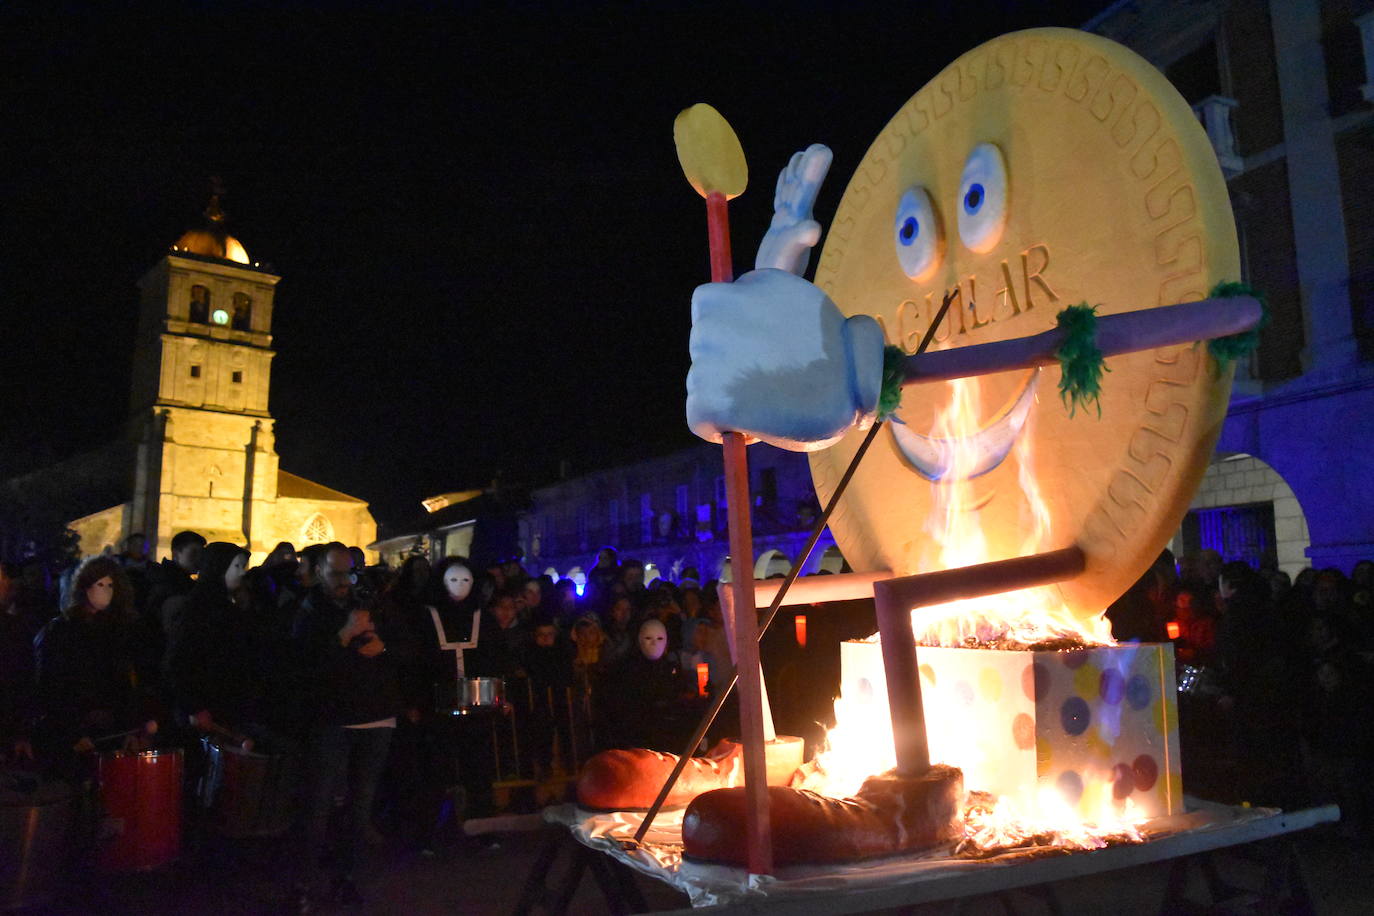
[901,296,1262,386]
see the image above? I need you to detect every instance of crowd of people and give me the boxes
[4,534,1372,908]
[0,537,724,910]
[1107,548,1374,834]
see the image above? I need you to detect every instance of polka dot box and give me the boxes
[839,641,1183,817]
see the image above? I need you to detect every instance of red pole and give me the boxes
[705,187,772,876]
[706,192,733,284]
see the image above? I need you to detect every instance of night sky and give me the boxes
[2,1,1105,526]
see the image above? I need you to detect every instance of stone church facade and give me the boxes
[64,203,376,562]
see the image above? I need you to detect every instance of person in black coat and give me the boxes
[598,618,697,753]
[288,543,415,910]
[32,557,154,776]
[165,542,275,738]
[1,562,37,763]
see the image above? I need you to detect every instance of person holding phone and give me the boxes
[288,543,412,912]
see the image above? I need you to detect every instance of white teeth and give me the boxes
[890,370,1039,482]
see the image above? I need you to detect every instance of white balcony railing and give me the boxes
[1358,11,1374,103]
[1192,95,1244,178]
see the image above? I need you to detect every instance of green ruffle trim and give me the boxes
[1055,303,1108,418]
[877,345,906,420]
[1206,281,1269,371]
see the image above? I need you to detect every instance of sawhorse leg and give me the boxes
[511,828,648,916]
[944,884,1064,915]
[1161,839,1315,915]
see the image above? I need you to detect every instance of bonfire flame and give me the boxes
[806,377,1144,853]
[914,376,1114,650]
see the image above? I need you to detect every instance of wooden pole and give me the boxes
[704,185,773,875]
[873,545,1086,776]
[722,432,771,874]
[901,296,1262,386]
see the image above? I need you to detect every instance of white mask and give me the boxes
[638,619,668,661]
[225,554,248,591]
[86,576,115,612]
[444,565,474,602]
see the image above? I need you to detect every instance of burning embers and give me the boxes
[798,639,1180,855]
[957,790,1144,858]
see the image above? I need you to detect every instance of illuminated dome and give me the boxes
[173,227,250,264]
[171,187,250,264]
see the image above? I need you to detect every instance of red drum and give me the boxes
[199,738,300,838]
[95,749,183,872]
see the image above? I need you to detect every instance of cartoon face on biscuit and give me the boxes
[808,27,1240,617]
[685,28,1241,621]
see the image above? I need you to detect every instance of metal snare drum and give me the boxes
[451,677,505,714]
[199,737,301,838]
[2,770,77,909]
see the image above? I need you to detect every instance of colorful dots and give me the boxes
[1031,663,1051,703]
[1012,713,1035,749]
[1073,662,1101,698]
[1099,669,1125,705]
[954,680,975,707]
[1021,664,1036,702]
[1125,674,1151,710]
[1112,763,1134,799]
[1062,650,1090,670]
[1133,754,1158,792]
[979,668,1003,702]
[1056,770,1084,805]
[919,664,936,686]
[1060,696,1091,736]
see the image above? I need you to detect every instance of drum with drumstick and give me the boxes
[93,721,183,872]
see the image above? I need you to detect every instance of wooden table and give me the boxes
[506,800,1338,914]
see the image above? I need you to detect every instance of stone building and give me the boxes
[31,197,376,562]
[520,443,844,590]
[1088,0,1374,575]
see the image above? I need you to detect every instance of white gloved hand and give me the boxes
[755,144,833,276]
[687,269,885,451]
[686,144,884,451]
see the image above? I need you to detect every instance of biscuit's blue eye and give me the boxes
[964,183,984,214]
[957,144,1008,254]
[894,187,941,281]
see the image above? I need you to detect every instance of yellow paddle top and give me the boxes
[674,103,747,200]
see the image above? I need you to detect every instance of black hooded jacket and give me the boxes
[166,542,264,725]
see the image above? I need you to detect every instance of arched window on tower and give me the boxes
[189,284,211,324]
[232,292,252,331]
[301,513,333,546]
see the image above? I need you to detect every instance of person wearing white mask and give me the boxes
[33,556,152,772]
[600,617,697,752]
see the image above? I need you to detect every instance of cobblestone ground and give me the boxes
[13,819,1371,914]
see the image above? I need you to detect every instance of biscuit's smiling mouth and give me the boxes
[890,368,1038,482]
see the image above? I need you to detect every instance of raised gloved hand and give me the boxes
[756,144,833,276]
[686,145,885,451]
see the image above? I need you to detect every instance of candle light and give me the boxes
[1166,620,1181,640]
[794,614,807,648]
[697,662,710,697]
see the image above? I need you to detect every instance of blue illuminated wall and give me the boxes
[522,442,837,584]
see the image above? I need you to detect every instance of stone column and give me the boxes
[1269,0,1358,374]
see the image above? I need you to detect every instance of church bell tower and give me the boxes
[128,189,283,558]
